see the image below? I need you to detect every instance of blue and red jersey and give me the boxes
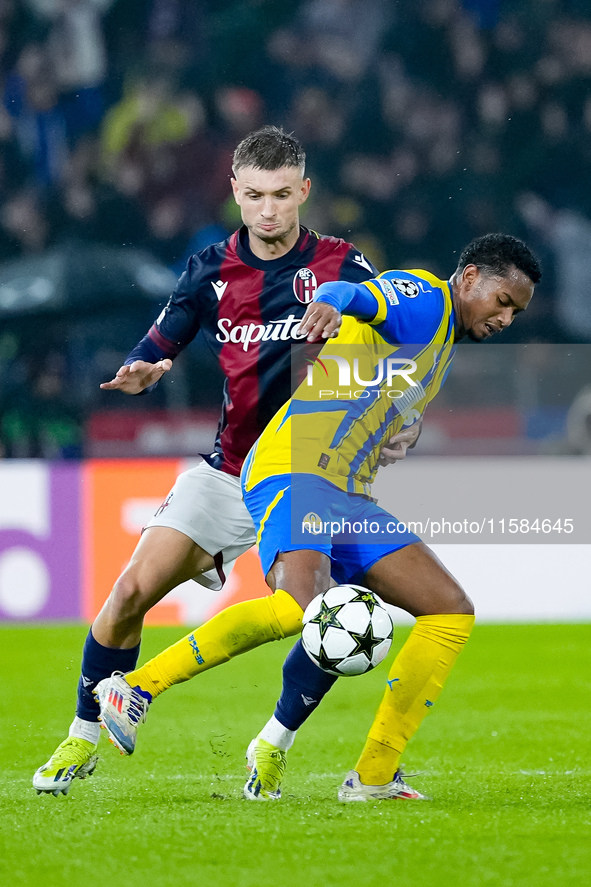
[126,226,377,476]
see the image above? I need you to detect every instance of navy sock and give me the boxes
[76,629,140,721]
[274,639,338,731]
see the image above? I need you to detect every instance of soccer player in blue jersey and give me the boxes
[237,233,541,801]
[32,126,380,795]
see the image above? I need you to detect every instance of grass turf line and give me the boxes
[0,623,589,887]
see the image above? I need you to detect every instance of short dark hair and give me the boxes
[232,125,306,175]
[456,233,542,285]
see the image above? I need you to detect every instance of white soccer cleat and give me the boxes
[243,737,286,801]
[33,737,98,796]
[93,672,149,755]
[338,769,428,802]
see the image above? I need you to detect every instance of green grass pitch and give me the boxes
[1,623,589,887]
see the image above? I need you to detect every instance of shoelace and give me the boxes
[394,769,418,783]
[127,690,149,725]
[108,672,150,725]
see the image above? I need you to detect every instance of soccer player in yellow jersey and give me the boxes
[95,234,540,801]
[237,233,540,800]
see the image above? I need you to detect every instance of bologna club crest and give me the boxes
[293,268,318,304]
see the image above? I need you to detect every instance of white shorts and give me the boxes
[144,460,257,591]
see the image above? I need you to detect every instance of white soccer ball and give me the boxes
[301,585,393,676]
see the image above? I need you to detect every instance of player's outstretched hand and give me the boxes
[297,302,342,342]
[378,421,423,466]
[100,359,173,394]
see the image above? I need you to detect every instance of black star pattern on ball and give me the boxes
[309,599,345,639]
[346,618,383,660]
[314,643,344,674]
[349,591,380,615]
[314,617,382,675]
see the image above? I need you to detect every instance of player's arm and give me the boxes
[297,279,381,342]
[303,270,443,347]
[100,256,203,395]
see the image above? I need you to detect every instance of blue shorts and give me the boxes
[242,472,420,585]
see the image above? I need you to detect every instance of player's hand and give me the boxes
[297,302,342,342]
[378,421,422,466]
[100,359,173,394]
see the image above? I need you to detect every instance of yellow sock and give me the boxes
[126,589,303,699]
[356,613,475,786]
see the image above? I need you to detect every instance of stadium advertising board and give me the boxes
[0,459,268,625]
[0,462,81,620]
[0,459,589,623]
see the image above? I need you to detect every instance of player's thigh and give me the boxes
[95,528,213,641]
[266,549,332,609]
[118,525,214,604]
[365,541,473,617]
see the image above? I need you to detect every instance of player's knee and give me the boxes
[431,576,474,617]
[452,585,474,617]
[457,595,475,617]
[110,570,151,620]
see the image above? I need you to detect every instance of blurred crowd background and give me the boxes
[1,0,591,459]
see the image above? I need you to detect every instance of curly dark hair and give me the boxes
[232,125,306,175]
[456,233,542,284]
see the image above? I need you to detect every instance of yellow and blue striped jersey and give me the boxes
[243,269,456,495]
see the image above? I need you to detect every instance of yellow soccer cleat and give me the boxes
[33,737,99,796]
[243,737,287,801]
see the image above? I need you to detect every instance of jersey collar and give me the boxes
[446,278,457,342]
[235,225,312,271]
